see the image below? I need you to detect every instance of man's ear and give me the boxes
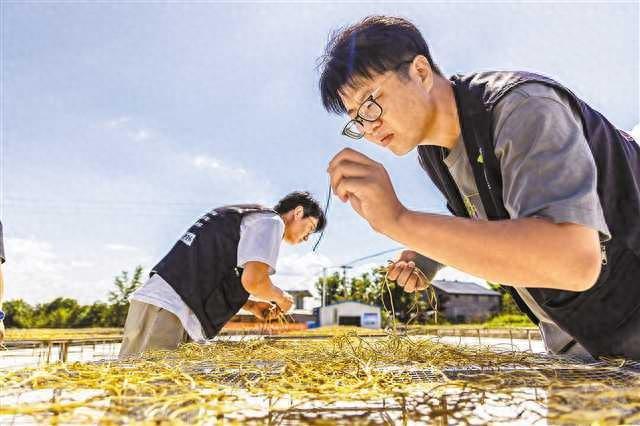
[294,205,304,219]
[412,55,433,91]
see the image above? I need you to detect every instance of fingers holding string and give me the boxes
[396,261,416,287]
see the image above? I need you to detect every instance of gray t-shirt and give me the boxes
[442,82,609,358]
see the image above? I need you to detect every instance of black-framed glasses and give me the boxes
[341,96,383,140]
[340,59,413,140]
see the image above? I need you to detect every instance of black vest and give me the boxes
[418,71,640,358]
[152,205,276,338]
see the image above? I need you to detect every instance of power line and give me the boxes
[343,247,404,267]
[4,196,214,208]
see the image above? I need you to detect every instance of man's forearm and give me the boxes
[243,276,284,302]
[386,210,602,291]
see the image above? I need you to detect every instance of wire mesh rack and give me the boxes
[1,335,639,425]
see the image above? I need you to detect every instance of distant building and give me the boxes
[431,280,501,323]
[317,302,381,329]
[289,290,311,310]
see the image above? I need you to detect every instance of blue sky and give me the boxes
[2,1,638,304]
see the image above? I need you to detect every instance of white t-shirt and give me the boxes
[237,212,285,274]
[132,212,285,342]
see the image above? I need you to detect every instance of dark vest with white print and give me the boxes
[418,71,640,359]
[151,205,277,339]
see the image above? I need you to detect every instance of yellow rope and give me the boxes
[1,332,637,424]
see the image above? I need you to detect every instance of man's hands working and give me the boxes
[241,261,294,313]
[387,250,430,293]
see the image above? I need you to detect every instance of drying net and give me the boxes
[1,330,639,425]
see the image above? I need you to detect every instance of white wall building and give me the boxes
[318,302,381,329]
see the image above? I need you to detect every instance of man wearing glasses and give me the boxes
[319,16,640,360]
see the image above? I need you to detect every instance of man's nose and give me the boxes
[362,118,381,136]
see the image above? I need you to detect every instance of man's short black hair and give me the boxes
[274,191,327,233]
[318,15,442,115]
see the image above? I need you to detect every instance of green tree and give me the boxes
[314,267,435,326]
[73,302,111,327]
[107,266,144,326]
[487,281,521,314]
[31,298,82,328]
[348,273,378,305]
[315,272,347,306]
[2,267,145,329]
[370,267,431,326]
[2,299,35,328]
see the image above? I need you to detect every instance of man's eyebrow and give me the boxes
[345,94,360,116]
[345,86,370,116]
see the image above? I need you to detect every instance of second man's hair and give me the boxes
[274,191,327,232]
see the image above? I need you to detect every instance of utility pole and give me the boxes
[322,267,327,307]
[317,247,401,306]
[341,265,353,298]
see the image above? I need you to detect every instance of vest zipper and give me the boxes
[479,147,493,190]
[600,243,608,266]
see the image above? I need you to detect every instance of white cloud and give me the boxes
[189,153,277,204]
[3,238,72,302]
[128,129,152,142]
[2,237,153,304]
[70,260,95,268]
[192,155,248,176]
[102,116,154,142]
[275,252,331,276]
[104,116,131,129]
[105,243,140,252]
[273,253,331,294]
[435,266,487,287]
[350,261,384,278]
[273,274,317,293]
[631,123,640,142]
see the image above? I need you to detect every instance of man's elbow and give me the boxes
[241,273,259,293]
[564,248,602,292]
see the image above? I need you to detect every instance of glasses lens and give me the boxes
[342,120,364,139]
[358,100,382,121]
